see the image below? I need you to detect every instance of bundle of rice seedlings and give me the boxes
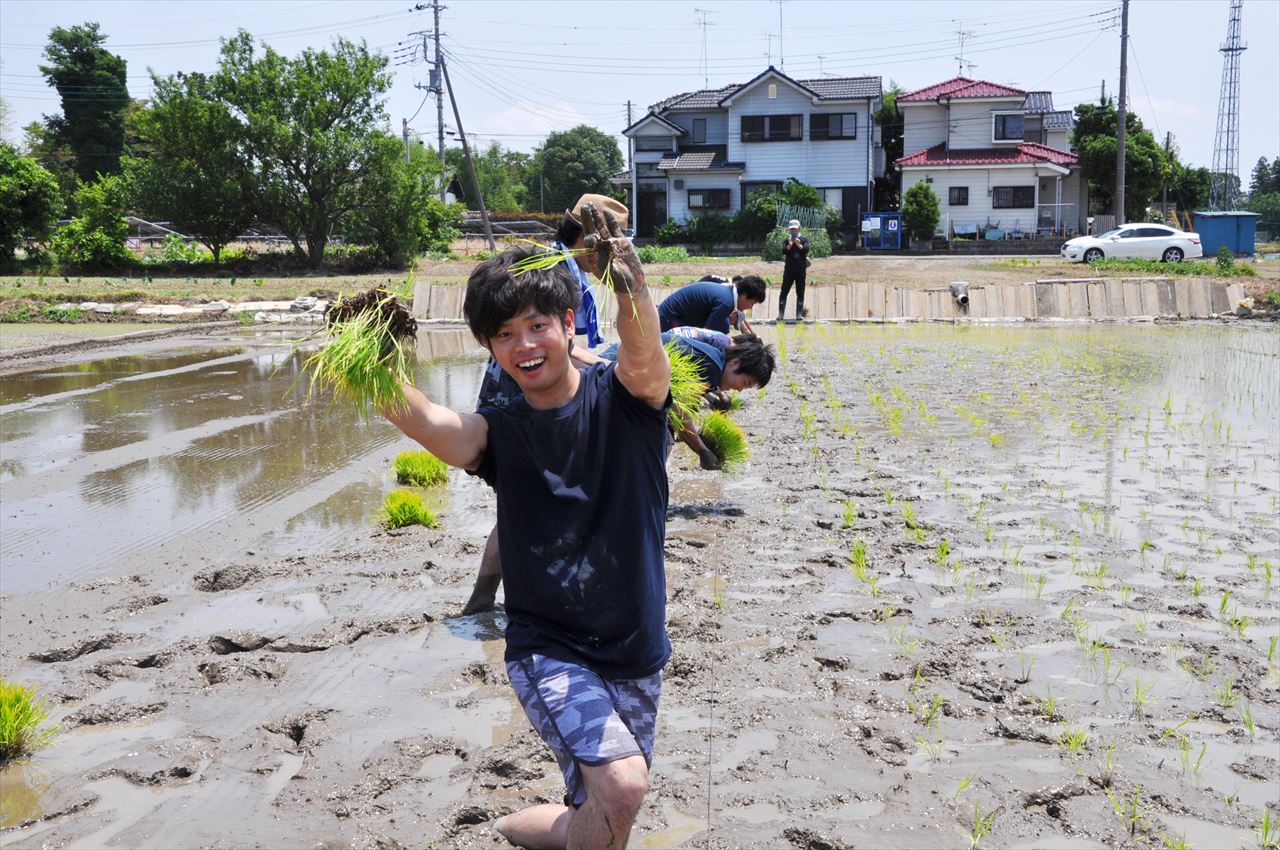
[379,488,439,530]
[303,285,418,415]
[393,450,448,486]
[665,339,708,431]
[698,411,750,471]
[0,677,59,762]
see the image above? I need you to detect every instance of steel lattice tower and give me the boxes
[1210,0,1247,210]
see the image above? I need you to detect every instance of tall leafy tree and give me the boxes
[127,72,255,263]
[347,134,461,266]
[213,31,393,268]
[0,143,65,263]
[874,81,905,210]
[21,119,77,206]
[526,126,623,216]
[1249,157,1272,198]
[39,22,130,182]
[1072,98,1166,221]
[446,142,530,212]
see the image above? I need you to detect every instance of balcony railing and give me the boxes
[941,204,1078,240]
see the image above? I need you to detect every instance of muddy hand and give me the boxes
[581,202,644,295]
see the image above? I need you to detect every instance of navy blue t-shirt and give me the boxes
[600,332,726,391]
[473,362,672,680]
[658,281,735,334]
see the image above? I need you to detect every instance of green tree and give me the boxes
[1171,164,1212,213]
[447,142,530,212]
[527,125,623,215]
[1072,98,1166,221]
[1249,157,1272,197]
[39,22,130,182]
[213,31,393,268]
[1246,192,1280,235]
[53,173,130,268]
[0,143,66,263]
[20,119,78,208]
[901,181,940,243]
[126,73,255,263]
[874,80,905,209]
[347,135,462,265]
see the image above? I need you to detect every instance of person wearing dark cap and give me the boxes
[779,218,809,322]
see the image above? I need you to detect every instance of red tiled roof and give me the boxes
[899,76,1027,102]
[896,142,1078,167]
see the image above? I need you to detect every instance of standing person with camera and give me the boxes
[778,218,809,323]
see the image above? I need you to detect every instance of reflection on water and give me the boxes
[0,329,487,593]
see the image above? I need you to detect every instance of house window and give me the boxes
[688,188,730,210]
[992,186,1035,208]
[768,83,777,99]
[692,118,706,144]
[811,113,857,140]
[993,113,1025,141]
[949,186,969,206]
[820,188,843,212]
[635,137,672,152]
[741,114,802,142]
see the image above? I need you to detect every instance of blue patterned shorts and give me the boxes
[506,654,662,808]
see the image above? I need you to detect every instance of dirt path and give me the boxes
[1,323,1276,849]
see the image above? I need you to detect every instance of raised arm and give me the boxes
[581,203,668,408]
[381,385,488,471]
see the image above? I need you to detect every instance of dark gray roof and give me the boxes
[649,72,880,114]
[1044,110,1074,129]
[622,111,686,136]
[656,152,745,172]
[795,76,882,100]
[1021,91,1055,112]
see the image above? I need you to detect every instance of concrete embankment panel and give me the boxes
[412,278,1239,324]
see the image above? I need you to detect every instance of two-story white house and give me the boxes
[615,67,883,238]
[895,77,1087,239]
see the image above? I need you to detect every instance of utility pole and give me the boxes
[627,100,637,237]
[413,1,448,199]
[1114,0,1129,224]
[1162,131,1172,223]
[441,57,495,250]
[402,118,410,164]
[1100,79,1106,102]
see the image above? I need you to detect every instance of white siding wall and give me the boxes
[722,80,871,190]
[668,172,743,221]
[902,103,946,154]
[902,168,1042,235]
[666,112,729,145]
[1046,128,1070,152]
[949,99,1021,148]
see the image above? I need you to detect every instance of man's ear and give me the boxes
[563,308,576,336]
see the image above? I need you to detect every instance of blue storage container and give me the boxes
[862,212,902,251]
[1192,211,1259,256]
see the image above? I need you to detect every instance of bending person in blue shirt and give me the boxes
[382,203,669,849]
[657,274,767,336]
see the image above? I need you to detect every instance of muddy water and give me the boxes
[1,321,1277,849]
[0,328,488,593]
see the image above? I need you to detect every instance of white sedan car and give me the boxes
[1060,224,1203,263]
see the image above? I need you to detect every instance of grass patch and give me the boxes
[698,411,750,471]
[0,677,60,763]
[393,450,448,486]
[379,488,439,530]
[988,258,1042,269]
[1089,258,1256,277]
[636,245,691,264]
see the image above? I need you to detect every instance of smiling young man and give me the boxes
[381,204,670,850]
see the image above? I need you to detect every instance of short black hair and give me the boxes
[554,212,582,247]
[733,275,767,303]
[463,245,579,342]
[726,334,777,387]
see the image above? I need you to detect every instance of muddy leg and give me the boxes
[565,756,648,849]
[461,526,502,616]
[494,804,572,849]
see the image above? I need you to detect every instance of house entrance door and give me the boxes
[638,191,667,238]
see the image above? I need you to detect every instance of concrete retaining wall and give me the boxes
[412,278,1245,323]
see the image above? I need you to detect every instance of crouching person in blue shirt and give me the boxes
[381,203,670,850]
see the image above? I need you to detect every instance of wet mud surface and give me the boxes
[2,322,1278,849]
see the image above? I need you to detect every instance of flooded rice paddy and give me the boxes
[0,321,1277,849]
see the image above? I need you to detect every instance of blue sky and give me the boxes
[2,0,1277,184]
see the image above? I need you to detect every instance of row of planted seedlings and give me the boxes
[800,323,1278,849]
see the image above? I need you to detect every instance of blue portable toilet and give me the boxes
[862,212,902,251]
[1192,211,1259,256]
